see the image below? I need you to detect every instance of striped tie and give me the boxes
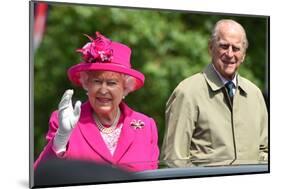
[225,81,235,98]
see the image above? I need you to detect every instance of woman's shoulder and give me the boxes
[121,103,155,123]
[131,110,154,122]
[123,107,157,133]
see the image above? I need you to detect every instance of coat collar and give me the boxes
[203,64,225,92]
[203,64,248,95]
[78,102,113,162]
[236,74,248,95]
[112,102,136,163]
[78,101,136,164]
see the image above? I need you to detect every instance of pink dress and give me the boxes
[34,101,159,172]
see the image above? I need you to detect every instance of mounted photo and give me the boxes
[30,0,269,188]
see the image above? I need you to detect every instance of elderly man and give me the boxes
[161,19,268,167]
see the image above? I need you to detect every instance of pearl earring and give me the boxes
[122,96,125,99]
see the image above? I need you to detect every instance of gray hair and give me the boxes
[209,19,249,52]
[79,71,136,96]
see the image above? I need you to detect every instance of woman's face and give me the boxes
[86,71,125,116]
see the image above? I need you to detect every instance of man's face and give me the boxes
[210,24,246,80]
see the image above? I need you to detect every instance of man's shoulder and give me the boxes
[176,72,205,92]
[239,75,262,92]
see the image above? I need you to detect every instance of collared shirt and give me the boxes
[212,64,237,95]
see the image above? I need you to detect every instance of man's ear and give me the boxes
[208,41,213,55]
[241,53,246,63]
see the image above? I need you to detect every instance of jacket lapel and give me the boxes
[203,64,248,97]
[203,64,225,92]
[78,102,113,163]
[237,75,248,96]
[113,103,136,163]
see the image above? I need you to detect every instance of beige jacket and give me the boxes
[161,64,268,167]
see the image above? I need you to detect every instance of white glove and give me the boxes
[53,89,81,154]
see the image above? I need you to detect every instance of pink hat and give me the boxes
[68,32,145,91]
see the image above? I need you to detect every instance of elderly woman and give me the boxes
[34,32,159,172]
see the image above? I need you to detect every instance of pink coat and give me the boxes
[34,101,159,172]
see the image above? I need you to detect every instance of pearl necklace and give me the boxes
[93,108,121,134]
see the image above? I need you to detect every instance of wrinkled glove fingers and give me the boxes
[73,100,82,118]
[59,89,74,111]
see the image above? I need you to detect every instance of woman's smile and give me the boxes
[96,97,112,104]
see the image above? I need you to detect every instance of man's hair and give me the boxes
[209,19,249,52]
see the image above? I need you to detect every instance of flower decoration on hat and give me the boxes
[130,119,145,129]
[76,32,113,63]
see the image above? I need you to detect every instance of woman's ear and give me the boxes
[79,72,89,91]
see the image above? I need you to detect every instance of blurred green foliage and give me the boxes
[33,3,268,159]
